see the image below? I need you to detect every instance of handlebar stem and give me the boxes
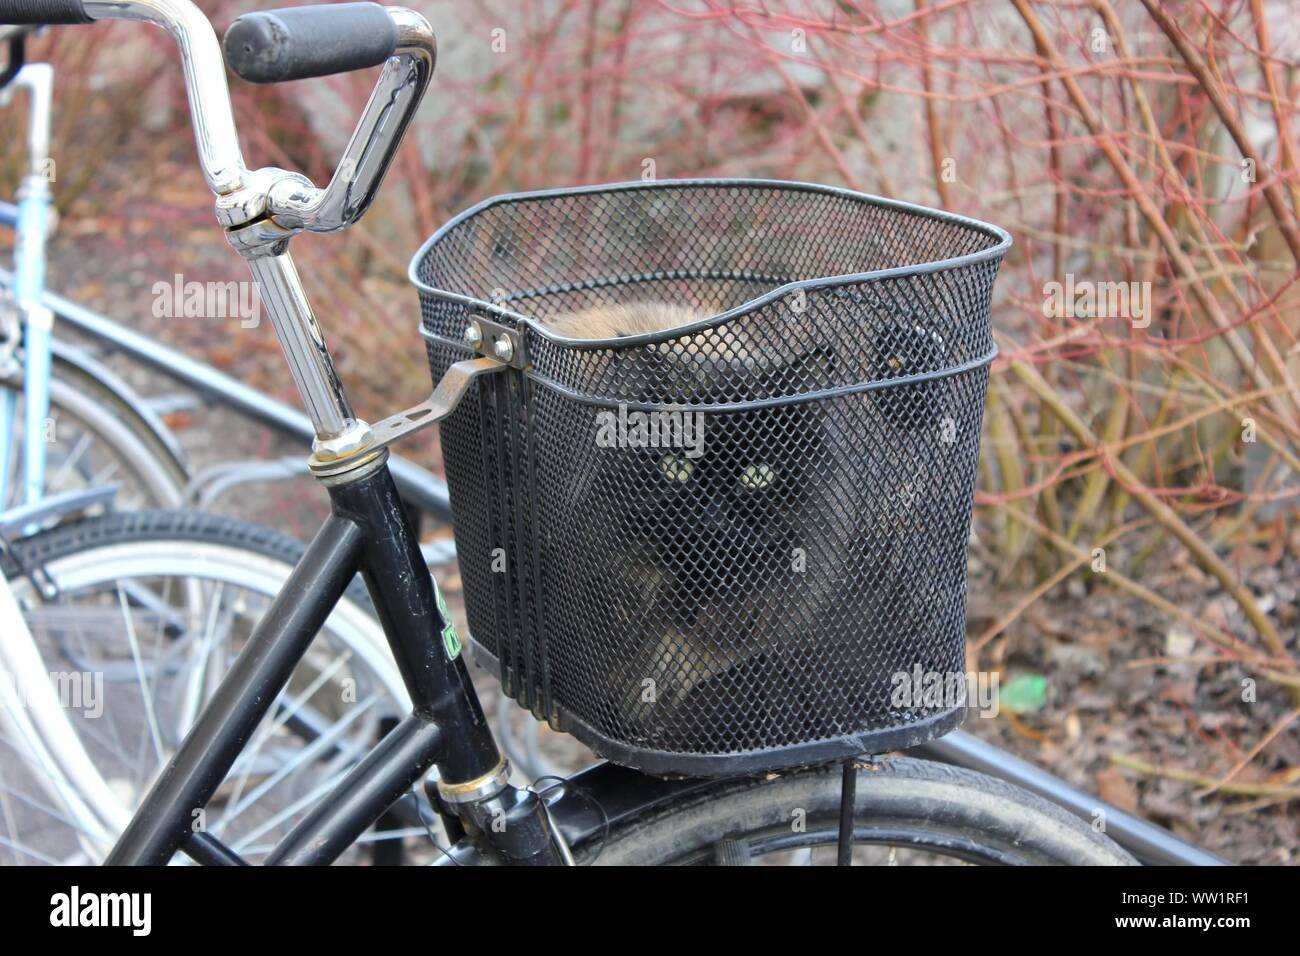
[7,62,53,176]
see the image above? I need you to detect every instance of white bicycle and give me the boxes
[0,509,410,864]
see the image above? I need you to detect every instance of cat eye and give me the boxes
[658,453,695,482]
[738,462,776,492]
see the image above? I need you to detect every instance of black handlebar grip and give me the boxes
[0,0,91,24]
[224,2,398,84]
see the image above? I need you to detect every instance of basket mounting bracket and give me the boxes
[309,356,506,475]
[465,314,528,370]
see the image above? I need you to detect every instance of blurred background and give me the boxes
[2,0,1297,863]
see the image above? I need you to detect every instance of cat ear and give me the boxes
[750,346,836,400]
[870,323,947,380]
[867,325,950,430]
[629,341,714,398]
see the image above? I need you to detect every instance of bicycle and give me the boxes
[0,23,438,865]
[0,0,1136,867]
[0,507,424,864]
[0,29,187,514]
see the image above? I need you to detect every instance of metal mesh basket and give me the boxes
[411,180,1010,776]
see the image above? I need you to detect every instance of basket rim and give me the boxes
[407,178,1013,350]
[417,320,996,413]
[468,635,969,776]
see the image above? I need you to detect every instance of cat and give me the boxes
[539,302,708,341]
[532,300,964,754]
[535,301,897,749]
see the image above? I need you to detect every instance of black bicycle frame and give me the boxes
[104,454,1224,868]
[106,452,556,866]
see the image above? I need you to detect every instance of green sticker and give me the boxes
[434,579,461,659]
[442,624,462,661]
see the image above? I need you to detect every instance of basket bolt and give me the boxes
[493,335,515,361]
[464,321,483,348]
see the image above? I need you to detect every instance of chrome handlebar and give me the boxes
[84,0,248,195]
[81,0,434,239]
[60,0,436,447]
[264,7,434,234]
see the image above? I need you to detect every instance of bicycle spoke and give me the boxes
[24,598,131,779]
[226,758,362,854]
[0,784,18,866]
[48,430,94,491]
[0,751,105,862]
[0,776,84,833]
[218,693,379,829]
[0,831,64,865]
[89,456,124,488]
[177,580,227,737]
[116,583,166,769]
[216,647,359,827]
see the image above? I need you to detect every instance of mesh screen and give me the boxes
[413,181,1007,774]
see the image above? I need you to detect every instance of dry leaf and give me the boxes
[1096,766,1140,813]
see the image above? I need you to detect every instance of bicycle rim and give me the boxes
[0,365,184,512]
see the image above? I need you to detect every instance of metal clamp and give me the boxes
[436,758,511,805]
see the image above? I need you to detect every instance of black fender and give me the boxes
[433,761,741,865]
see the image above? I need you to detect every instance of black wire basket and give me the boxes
[410,180,1010,776]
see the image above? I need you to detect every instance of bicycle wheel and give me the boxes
[0,352,186,511]
[579,757,1137,865]
[0,510,408,865]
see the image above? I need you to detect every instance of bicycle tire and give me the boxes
[3,509,371,607]
[578,756,1137,866]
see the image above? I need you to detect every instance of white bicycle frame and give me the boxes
[0,573,125,860]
